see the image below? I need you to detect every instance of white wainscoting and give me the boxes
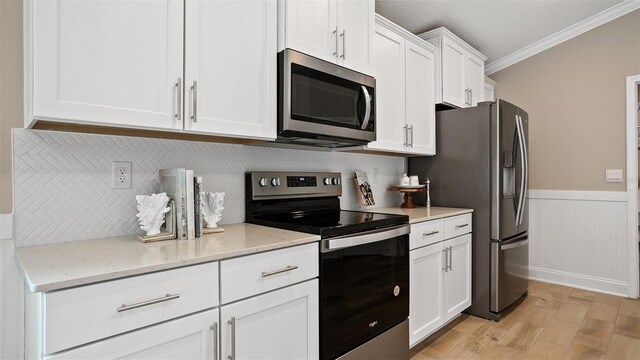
[528,190,629,296]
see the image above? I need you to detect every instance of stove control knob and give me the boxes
[271,178,281,187]
[323,178,331,186]
[258,178,268,187]
[332,178,341,185]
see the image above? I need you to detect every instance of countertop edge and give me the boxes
[370,207,474,223]
[17,229,320,293]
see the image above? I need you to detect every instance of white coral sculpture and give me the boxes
[202,192,225,228]
[136,193,171,236]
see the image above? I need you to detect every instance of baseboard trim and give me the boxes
[485,0,640,75]
[0,214,12,240]
[528,266,628,297]
[528,190,627,202]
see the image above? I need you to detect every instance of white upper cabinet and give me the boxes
[27,0,184,130]
[278,0,374,75]
[27,0,277,141]
[405,40,436,155]
[336,0,374,75]
[366,24,405,153]
[363,15,436,156]
[184,0,276,140]
[484,77,496,102]
[419,27,487,109]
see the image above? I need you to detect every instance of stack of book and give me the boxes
[159,169,204,240]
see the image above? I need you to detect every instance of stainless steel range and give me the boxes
[246,171,410,360]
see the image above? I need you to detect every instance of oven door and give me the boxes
[279,49,376,143]
[320,225,409,360]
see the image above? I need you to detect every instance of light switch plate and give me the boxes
[605,169,624,183]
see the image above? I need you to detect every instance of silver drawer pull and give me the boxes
[423,231,440,237]
[455,224,469,229]
[117,293,180,312]
[261,265,299,277]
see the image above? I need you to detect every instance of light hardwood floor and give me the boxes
[410,280,640,359]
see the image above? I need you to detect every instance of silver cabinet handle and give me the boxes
[175,77,182,121]
[423,231,440,237]
[442,249,448,271]
[190,81,198,123]
[455,224,469,229]
[117,293,180,312]
[448,246,453,271]
[211,322,218,360]
[340,30,346,59]
[409,125,414,147]
[465,88,470,106]
[403,124,408,147]
[262,265,298,277]
[332,27,338,57]
[227,317,236,360]
[469,89,473,106]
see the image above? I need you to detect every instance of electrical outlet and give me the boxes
[605,169,624,183]
[113,161,132,189]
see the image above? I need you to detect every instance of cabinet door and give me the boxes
[31,0,183,130]
[184,0,276,140]
[45,309,218,360]
[409,243,445,347]
[366,24,406,153]
[282,0,337,63]
[221,280,319,360]
[405,41,436,155]
[337,0,374,75]
[440,37,466,108]
[444,234,472,321]
[465,55,485,106]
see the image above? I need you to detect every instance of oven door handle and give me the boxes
[322,225,410,252]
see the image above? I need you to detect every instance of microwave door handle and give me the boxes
[360,85,371,130]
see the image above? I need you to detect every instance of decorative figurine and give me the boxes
[136,193,171,236]
[202,192,225,229]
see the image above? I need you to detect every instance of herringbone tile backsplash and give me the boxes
[13,129,406,247]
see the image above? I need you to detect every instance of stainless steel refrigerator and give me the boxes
[409,99,529,320]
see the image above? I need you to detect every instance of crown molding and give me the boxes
[375,14,438,53]
[486,0,640,75]
[418,27,487,61]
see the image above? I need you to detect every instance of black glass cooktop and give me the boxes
[251,210,408,238]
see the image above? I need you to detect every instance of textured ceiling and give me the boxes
[375,0,624,64]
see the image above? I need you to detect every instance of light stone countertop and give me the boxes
[15,223,320,293]
[370,206,473,223]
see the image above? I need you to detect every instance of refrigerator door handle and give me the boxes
[501,238,529,251]
[518,115,529,226]
[515,115,526,226]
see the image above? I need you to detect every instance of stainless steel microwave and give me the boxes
[277,49,376,148]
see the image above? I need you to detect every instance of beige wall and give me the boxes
[0,0,23,214]
[492,10,640,191]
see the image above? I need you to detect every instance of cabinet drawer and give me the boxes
[444,214,472,239]
[220,243,318,304]
[410,219,445,250]
[44,262,219,355]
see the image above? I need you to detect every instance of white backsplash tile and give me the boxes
[13,129,406,247]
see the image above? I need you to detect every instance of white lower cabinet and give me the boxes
[409,242,445,343]
[27,244,320,359]
[409,215,472,347]
[45,309,218,360]
[220,280,319,360]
